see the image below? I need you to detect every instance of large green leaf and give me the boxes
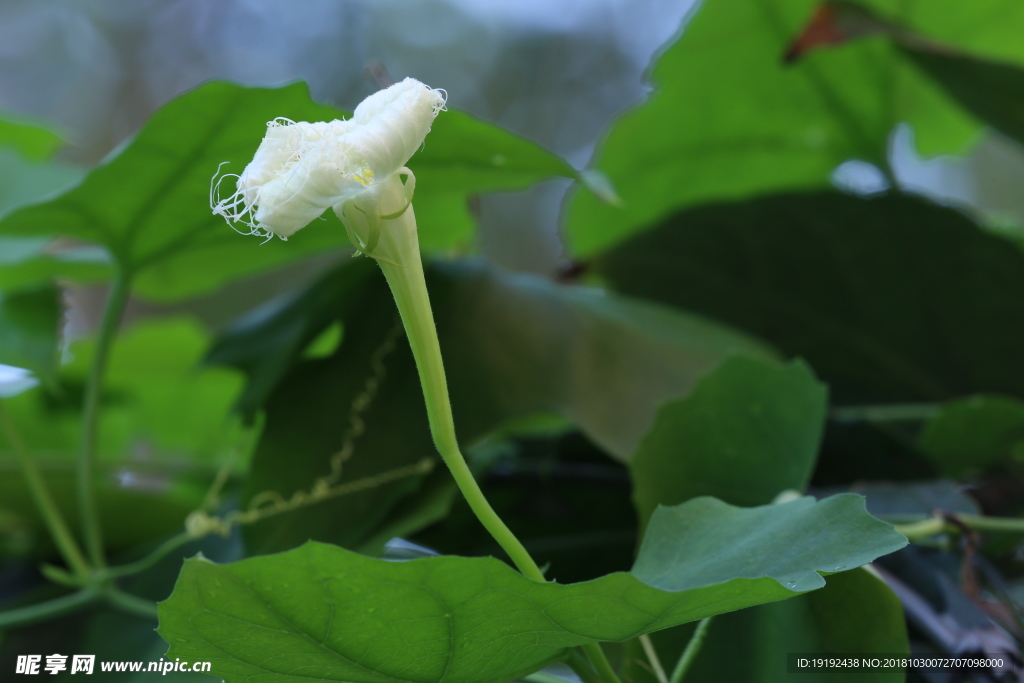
[631,356,827,526]
[599,191,1024,404]
[919,395,1024,477]
[0,82,576,302]
[565,0,1024,256]
[228,258,769,554]
[158,494,905,683]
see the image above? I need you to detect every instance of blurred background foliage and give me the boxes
[1,0,1024,680]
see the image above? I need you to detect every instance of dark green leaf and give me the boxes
[599,191,1024,404]
[630,356,827,526]
[919,395,1024,477]
[158,494,905,683]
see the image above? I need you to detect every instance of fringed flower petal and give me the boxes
[211,78,446,240]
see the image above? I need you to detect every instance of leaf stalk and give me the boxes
[78,267,133,568]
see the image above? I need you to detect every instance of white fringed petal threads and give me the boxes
[212,78,446,240]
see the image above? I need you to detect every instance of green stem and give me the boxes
[669,618,712,683]
[566,650,606,683]
[370,181,544,583]
[580,643,621,683]
[105,588,158,621]
[892,517,945,540]
[893,514,1024,540]
[0,404,90,578]
[0,589,99,629]
[639,634,668,683]
[94,532,194,582]
[830,402,940,424]
[78,269,132,569]
[962,515,1024,533]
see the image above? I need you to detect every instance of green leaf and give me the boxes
[206,257,379,416]
[901,49,1024,149]
[158,494,905,683]
[624,353,902,683]
[565,0,1024,256]
[431,261,774,461]
[630,356,827,526]
[0,113,64,161]
[0,237,111,291]
[0,149,83,217]
[0,82,349,301]
[0,317,247,558]
[785,0,1024,149]
[3,317,245,465]
[411,109,577,251]
[0,284,62,385]
[632,568,907,683]
[599,191,1024,404]
[919,395,1024,477]
[0,82,575,302]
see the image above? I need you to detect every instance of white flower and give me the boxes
[0,364,38,398]
[212,78,446,241]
